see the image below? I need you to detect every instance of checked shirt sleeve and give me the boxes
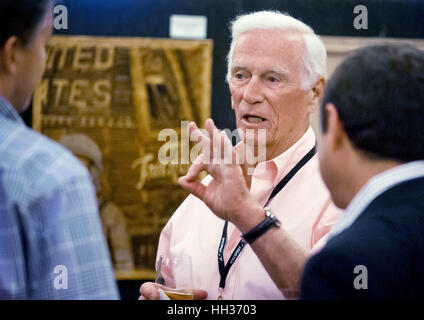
[20,165,120,300]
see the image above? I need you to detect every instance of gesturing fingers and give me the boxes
[204,118,236,165]
[178,154,208,199]
[189,121,212,163]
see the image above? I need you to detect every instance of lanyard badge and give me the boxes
[216,143,316,299]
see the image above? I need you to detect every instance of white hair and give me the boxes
[226,10,327,90]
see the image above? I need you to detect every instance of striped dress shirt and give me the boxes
[0,97,119,299]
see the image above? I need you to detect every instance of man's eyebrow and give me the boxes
[231,64,289,77]
[230,64,290,83]
[265,68,290,81]
[230,63,247,71]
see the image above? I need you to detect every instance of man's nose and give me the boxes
[243,76,264,104]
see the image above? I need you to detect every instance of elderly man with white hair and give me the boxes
[139,10,341,300]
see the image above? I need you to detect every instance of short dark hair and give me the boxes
[320,44,424,162]
[0,0,53,47]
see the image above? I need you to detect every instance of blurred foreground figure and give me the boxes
[301,44,424,299]
[0,0,119,299]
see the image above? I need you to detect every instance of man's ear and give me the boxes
[0,36,19,74]
[306,76,326,114]
[325,103,346,151]
[230,95,235,110]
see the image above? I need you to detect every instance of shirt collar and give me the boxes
[232,126,316,184]
[328,160,424,240]
[267,126,316,187]
[0,96,24,124]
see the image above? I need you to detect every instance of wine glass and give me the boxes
[155,253,194,300]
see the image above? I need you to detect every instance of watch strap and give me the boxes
[241,207,281,244]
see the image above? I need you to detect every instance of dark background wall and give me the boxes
[22,0,424,131]
[22,0,424,299]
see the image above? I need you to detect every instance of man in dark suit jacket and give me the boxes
[300,44,424,299]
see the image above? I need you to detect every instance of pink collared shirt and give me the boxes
[157,127,342,299]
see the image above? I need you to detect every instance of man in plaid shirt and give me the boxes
[0,0,119,299]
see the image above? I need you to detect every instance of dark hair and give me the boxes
[0,0,53,47]
[320,44,424,162]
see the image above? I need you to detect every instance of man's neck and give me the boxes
[266,126,309,161]
[239,127,310,189]
[0,79,15,110]
[341,157,402,208]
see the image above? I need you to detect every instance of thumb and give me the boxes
[193,289,208,300]
[178,175,207,200]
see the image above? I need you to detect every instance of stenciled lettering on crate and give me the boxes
[33,36,213,279]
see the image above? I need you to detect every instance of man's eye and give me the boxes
[235,73,244,79]
[269,76,279,83]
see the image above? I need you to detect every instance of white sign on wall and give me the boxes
[169,15,207,39]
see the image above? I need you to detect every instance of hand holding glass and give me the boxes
[155,254,194,300]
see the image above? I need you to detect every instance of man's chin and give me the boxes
[16,98,32,114]
[331,192,349,209]
[238,126,269,139]
[239,118,269,130]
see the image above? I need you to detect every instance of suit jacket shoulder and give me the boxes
[301,178,424,299]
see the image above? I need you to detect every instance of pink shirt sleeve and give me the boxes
[155,176,214,287]
[310,198,343,254]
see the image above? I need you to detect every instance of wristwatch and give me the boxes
[241,207,281,244]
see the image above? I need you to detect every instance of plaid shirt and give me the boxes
[0,97,119,299]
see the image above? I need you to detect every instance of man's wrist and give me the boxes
[231,201,266,234]
[241,207,281,244]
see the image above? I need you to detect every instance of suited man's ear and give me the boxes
[325,103,346,151]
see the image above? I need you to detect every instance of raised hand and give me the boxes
[178,119,263,228]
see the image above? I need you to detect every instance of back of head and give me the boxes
[59,133,104,194]
[59,133,103,171]
[226,10,327,90]
[0,0,53,48]
[321,44,424,162]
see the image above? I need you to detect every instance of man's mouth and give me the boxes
[243,115,266,124]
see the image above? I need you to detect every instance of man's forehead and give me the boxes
[232,29,305,71]
[30,8,54,42]
[234,29,305,59]
[44,10,54,32]
[237,28,305,46]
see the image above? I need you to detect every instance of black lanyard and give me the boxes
[217,143,316,291]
